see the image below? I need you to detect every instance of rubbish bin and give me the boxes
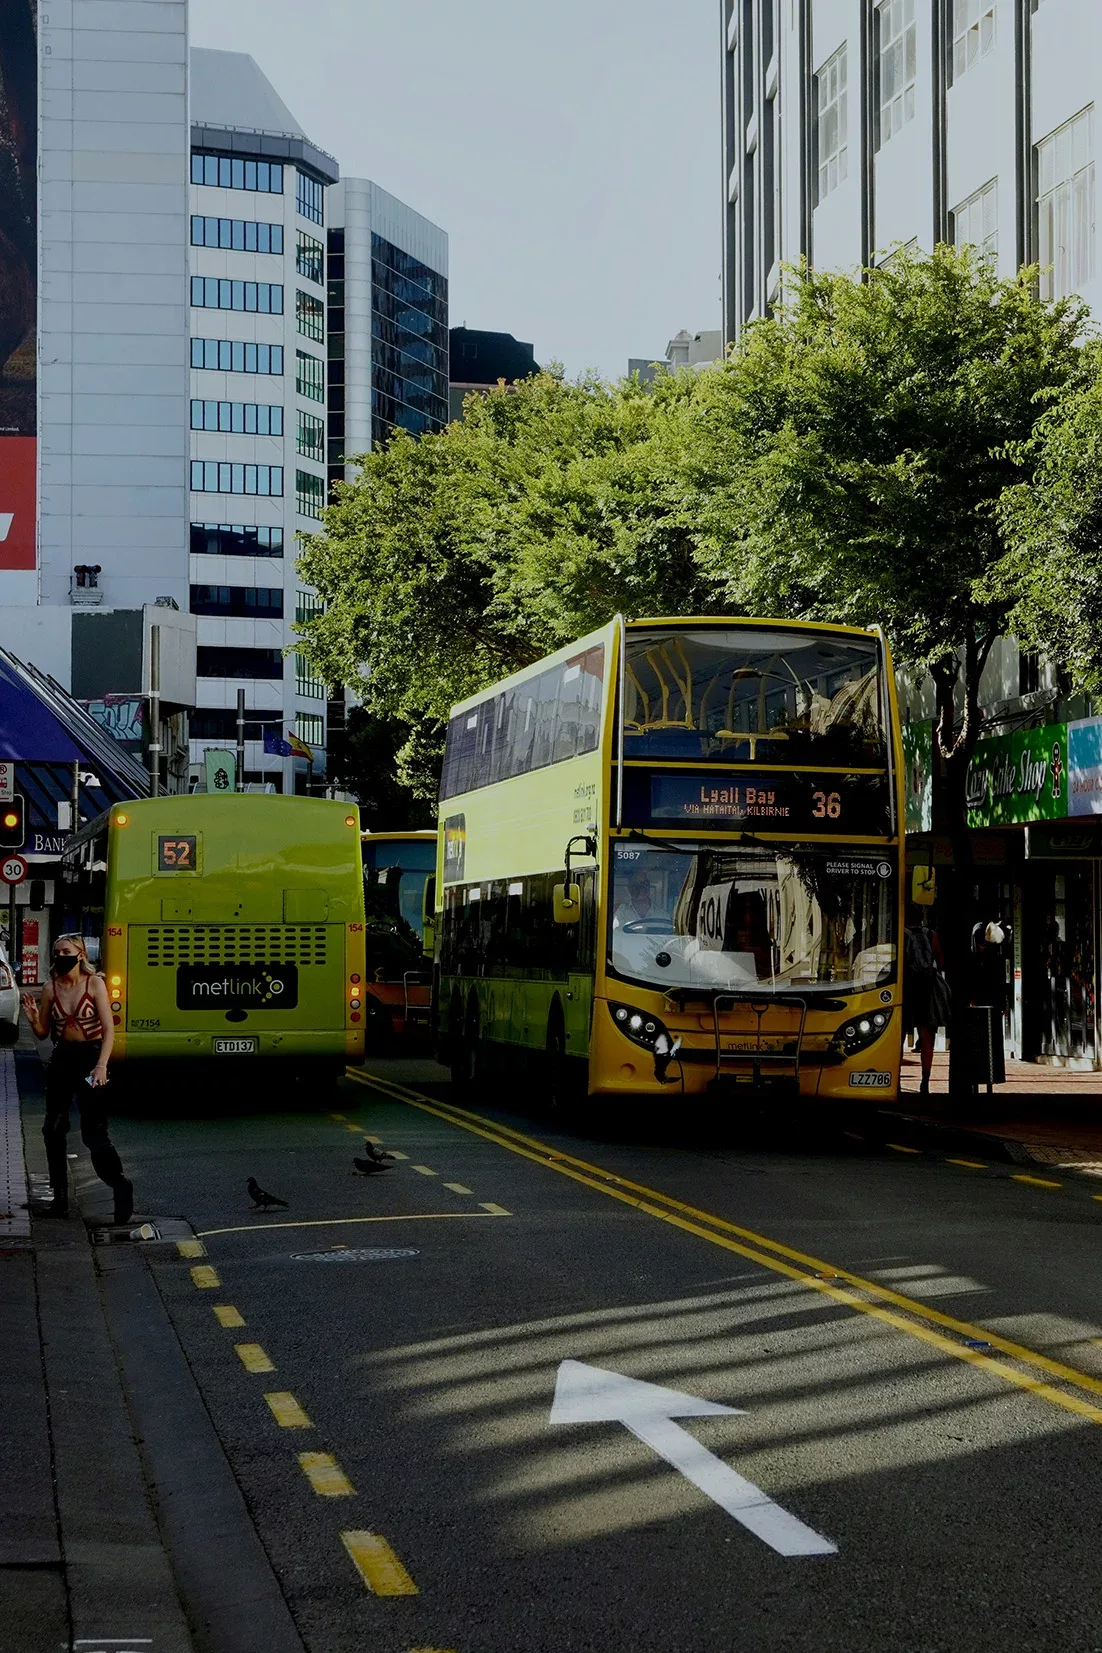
[967,1004,1005,1092]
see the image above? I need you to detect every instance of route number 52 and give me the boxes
[812,791,842,820]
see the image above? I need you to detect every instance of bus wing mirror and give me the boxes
[553,883,581,924]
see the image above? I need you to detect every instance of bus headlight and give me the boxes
[609,1002,669,1051]
[831,1008,892,1058]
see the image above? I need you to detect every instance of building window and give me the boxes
[296,411,325,462]
[1038,106,1096,301]
[296,170,324,226]
[295,713,324,745]
[296,350,324,402]
[368,233,450,447]
[297,290,325,342]
[190,216,283,254]
[191,152,284,194]
[190,401,284,435]
[190,708,283,740]
[190,523,284,558]
[876,0,917,145]
[952,0,996,80]
[190,461,283,497]
[296,231,324,285]
[1019,649,1041,696]
[295,469,326,519]
[191,338,284,375]
[815,45,848,202]
[190,276,283,315]
[296,589,325,624]
[951,178,998,264]
[190,585,284,618]
[295,653,326,698]
[196,646,284,680]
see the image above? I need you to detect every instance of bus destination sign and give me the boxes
[626,771,891,835]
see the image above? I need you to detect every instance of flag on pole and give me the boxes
[287,731,314,761]
[263,729,293,757]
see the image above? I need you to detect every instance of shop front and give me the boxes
[903,717,1102,1070]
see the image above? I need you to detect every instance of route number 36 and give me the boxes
[812,791,842,820]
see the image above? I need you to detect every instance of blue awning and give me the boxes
[0,648,150,791]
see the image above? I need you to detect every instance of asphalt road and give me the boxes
[103,1064,1102,1653]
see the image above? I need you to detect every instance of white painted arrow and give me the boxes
[549,1360,837,1558]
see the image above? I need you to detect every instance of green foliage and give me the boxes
[296,370,719,792]
[999,348,1102,690]
[327,707,437,828]
[299,249,1093,804]
[691,247,1090,678]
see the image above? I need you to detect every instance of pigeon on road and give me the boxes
[247,1177,288,1210]
[361,1140,394,1164]
[352,1155,388,1176]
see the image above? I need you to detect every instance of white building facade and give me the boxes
[186,49,338,792]
[722,0,1100,340]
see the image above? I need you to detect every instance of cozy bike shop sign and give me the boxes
[966,724,1068,828]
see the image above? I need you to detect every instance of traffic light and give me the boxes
[0,796,25,849]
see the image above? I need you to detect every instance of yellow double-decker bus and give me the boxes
[435,616,904,1108]
[61,794,366,1084]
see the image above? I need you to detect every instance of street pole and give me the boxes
[236,690,246,792]
[71,758,80,835]
[149,623,161,797]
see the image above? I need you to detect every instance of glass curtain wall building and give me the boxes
[326,178,449,493]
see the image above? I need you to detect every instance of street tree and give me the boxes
[687,248,1091,1084]
[998,347,1102,690]
[297,368,717,793]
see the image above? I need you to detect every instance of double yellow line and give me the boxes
[346,1067,1102,1428]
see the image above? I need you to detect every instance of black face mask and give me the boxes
[53,956,78,975]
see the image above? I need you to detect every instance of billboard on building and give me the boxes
[966,724,1068,828]
[0,0,36,570]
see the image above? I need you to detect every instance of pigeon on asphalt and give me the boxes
[361,1140,394,1164]
[247,1177,288,1210]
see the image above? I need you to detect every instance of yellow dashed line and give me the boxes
[299,1451,354,1497]
[444,1182,473,1195]
[887,1142,920,1155]
[265,1392,313,1429]
[235,1343,274,1373]
[330,1113,349,1122]
[214,1305,245,1328]
[388,1150,410,1161]
[1012,1173,1062,1189]
[341,1530,419,1595]
[479,1201,511,1216]
[176,1238,206,1258]
[411,1164,437,1176]
[190,1264,220,1289]
[946,1158,988,1169]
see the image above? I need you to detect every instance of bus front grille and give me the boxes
[141,926,329,967]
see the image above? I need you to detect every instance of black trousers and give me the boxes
[42,1041,125,1202]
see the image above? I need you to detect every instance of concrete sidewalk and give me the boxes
[0,1038,196,1653]
[895,1048,1102,1170]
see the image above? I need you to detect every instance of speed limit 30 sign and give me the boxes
[0,854,27,885]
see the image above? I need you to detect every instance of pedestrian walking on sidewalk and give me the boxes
[904,906,950,1096]
[20,934,133,1223]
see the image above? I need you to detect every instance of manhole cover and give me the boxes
[291,1247,420,1262]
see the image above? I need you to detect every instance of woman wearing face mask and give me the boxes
[20,934,133,1223]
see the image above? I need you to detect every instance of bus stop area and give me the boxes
[894,1046,1102,1172]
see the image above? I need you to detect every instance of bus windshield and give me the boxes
[362,837,436,945]
[610,842,896,994]
[623,627,884,766]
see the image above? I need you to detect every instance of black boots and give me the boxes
[113,1177,134,1226]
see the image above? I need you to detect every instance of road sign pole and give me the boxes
[6,885,14,980]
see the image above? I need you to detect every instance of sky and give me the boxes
[188,0,721,381]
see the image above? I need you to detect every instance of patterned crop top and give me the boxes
[49,979,104,1042]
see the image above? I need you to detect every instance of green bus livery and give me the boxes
[62,795,366,1075]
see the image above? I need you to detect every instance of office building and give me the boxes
[448,327,537,421]
[327,180,449,489]
[722,0,1101,340]
[186,48,339,793]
